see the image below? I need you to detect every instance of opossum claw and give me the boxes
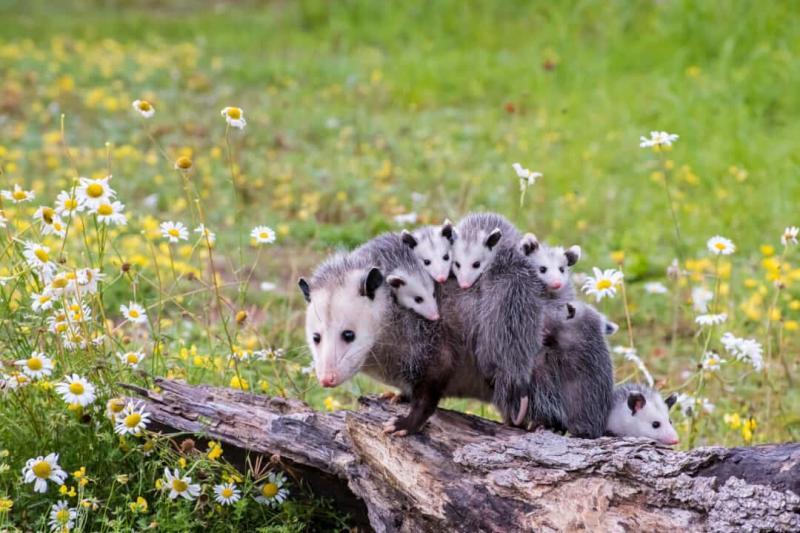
[513,396,529,427]
[382,417,398,434]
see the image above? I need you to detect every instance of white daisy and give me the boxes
[691,286,714,313]
[160,221,189,243]
[221,106,246,129]
[22,453,67,493]
[31,291,55,313]
[114,401,151,436]
[639,131,679,149]
[1,184,35,203]
[3,372,31,390]
[162,468,201,500]
[707,235,735,255]
[54,190,85,218]
[22,241,58,278]
[55,374,96,407]
[782,226,799,246]
[250,225,276,245]
[194,224,216,245]
[511,162,543,186]
[121,302,148,325]
[721,332,764,372]
[581,267,624,302]
[48,500,76,532]
[213,482,241,505]
[75,268,104,294]
[393,212,418,226]
[76,176,116,210]
[117,350,146,368]
[92,200,127,226]
[695,313,727,326]
[33,206,59,230]
[132,99,155,118]
[106,398,126,419]
[0,210,6,228]
[612,346,654,387]
[701,351,726,372]
[43,216,67,239]
[255,472,289,506]
[644,281,668,294]
[259,281,277,292]
[15,351,54,379]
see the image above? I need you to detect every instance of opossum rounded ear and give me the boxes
[485,228,502,250]
[401,230,418,249]
[604,320,619,336]
[362,268,384,300]
[441,220,454,242]
[386,275,406,289]
[664,393,678,410]
[298,278,311,303]
[566,303,576,319]
[519,233,539,256]
[627,392,646,415]
[565,245,582,266]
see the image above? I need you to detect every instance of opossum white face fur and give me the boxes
[298,267,387,388]
[450,227,503,289]
[401,221,454,284]
[607,387,680,445]
[520,233,581,296]
[386,270,439,321]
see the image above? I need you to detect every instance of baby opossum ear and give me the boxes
[401,230,418,249]
[664,393,678,410]
[386,275,406,288]
[361,268,384,300]
[564,245,582,266]
[627,392,646,415]
[519,233,539,256]
[441,220,454,242]
[565,303,576,319]
[604,320,619,336]
[485,228,502,250]
[298,278,311,303]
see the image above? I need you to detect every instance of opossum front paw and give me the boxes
[382,415,419,436]
[379,391,410,404]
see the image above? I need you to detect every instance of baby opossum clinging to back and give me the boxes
[519,233,582,301]
[606,384,680,445]
[401,220,454,284]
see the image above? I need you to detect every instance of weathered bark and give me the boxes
[126,378,800,533]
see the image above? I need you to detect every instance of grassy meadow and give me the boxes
[1,0,799,529]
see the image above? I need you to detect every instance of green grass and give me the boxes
[0,0,798,529]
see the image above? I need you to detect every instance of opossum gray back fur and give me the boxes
[352,232,427,278]
[457,212,521,249]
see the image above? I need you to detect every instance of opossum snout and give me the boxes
[428,312,440,321]
[549,281,562,290]
[664,437,679,446]
[435,275,448,283]
[459,281,473,289]
[319,373,339,388]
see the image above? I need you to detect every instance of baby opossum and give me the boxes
[298,252,491,436]
[352,232,440,321]
[529,301,615,438]
[606,384,680,445]
[401,220,454,283]
[519,233,581,301]
[451,212,521,289]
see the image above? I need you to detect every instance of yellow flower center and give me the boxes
[259,232,269,239]
[261,482,278,498]
[56,509,70,523]
[52,277,68,289]
[86,183,104,198]
[175,156,192,169]
[27,357,43,371]
[41,207,55,224]
[38,295,51,304]
[714,242,726,251]
[32,460,52,479]
[97,203,113,216]
[69,382,85,395]
[34,249,49,262]
[109,400,124,414]
[227,107,242,119]
[172,479,188,493]
[55,322,68,333]
[168,228,180,237]
[66,272,77,280]
[64,198,78,209]
[124,413,142,428]
[126,353,140,365]
[12,190,28,200]
[222,487,234,498]
[128,309,140,318]
[597,279,612,290]
[138,101,152,111]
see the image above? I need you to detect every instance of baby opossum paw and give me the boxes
[382,415,417,436]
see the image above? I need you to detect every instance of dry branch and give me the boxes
[126,378,799,532]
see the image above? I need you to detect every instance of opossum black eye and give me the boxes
[472,261,480,269]
[414,296,424,304]
[443,254,449,261]
[454,262,461,269]
[559,266,565,273]
[341,330,356,343]
[652,421,661,429]
[312,333,321,344]
[539,266,547,274]
[423,259,431,266]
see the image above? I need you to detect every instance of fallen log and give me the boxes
[126,378,799,532]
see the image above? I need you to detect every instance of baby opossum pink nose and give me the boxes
[428,312,440,321]
[319,374,338,387]
[436,275,448,283]
[550,281,562,290]
[459,281,472,289]
[665,437,679,445]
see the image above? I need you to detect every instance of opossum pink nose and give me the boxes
[428,312,440,321]
[319,374,338,388]
[550,281,562,289]
[459,281,472,289]
[666,438,679,445]
[436,275,447,283]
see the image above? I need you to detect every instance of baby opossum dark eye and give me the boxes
[652,421,661,429]
[472,261,480,269]
[414,296,424,304]
[312,333,321,344]
[454,262,461,269]
[423,259,431,266]
[559,266,565,273]
[443,254,449,261]
[539,266,547,274]
[341,330,356,343]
